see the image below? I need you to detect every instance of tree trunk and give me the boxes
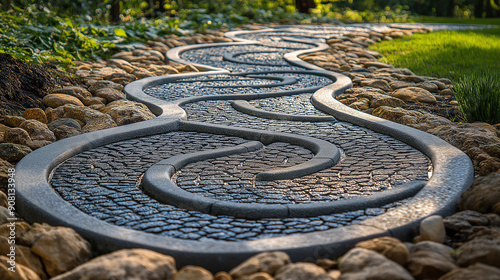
[474,0,484,18]
[295,0,316,14]
[110,0,121,23]
[158,0,165,13]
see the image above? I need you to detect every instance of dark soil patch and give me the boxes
[0,53,81,116]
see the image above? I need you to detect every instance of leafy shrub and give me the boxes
[454,71,500,124]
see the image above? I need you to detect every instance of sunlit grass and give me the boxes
[369,19,500,124]
[369,27,500,81]
[415,16,500,26]
[454,71,500,124]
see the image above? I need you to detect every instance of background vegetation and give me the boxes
[1,0,498,66]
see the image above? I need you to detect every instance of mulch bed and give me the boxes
[0,53,80,116]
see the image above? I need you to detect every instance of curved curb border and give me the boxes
[177,120,341,181]
[311,78,474,239]
[231,100,335,122]
[14,25,474,272]
[144,150,425,218]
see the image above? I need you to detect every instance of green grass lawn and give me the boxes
[415,16,500,26]
[369,24,500,81]
[370,17,500,124]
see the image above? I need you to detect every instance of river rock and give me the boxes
[0,159,14,192]
[438,88,454,96]
[25,224,92,277]
[22,108,47,124]
[86,79,124,93]
[444,210,492,233]
[0,123,8,136]
[59,105,116,133]
[370,94,406,108]
[438,263,500,280]
[2,116,26,127]
[372,106,423,124]
[0,236,47,279]
[214,272,232,280]
[416,82,439,93]
[131,68,155,79]
[93,88,126,103]
[359,79,392,92]
[100,100,155,126]
[27,140,52,150]
[407,241,457,280]
[19,120,56,142]
[0,255,41,280]
[47,118,81,130]
[349,99,370,110]
[0,192,6,208]
[104,71,136,85]
[410,114,453,132]
[51,249,177,280]
[363,61,392,68]
[275,263,331,280]
[82,96,107,106]
[456,227,500,268]
[391,87,437,104]
[174,266,213,280]
[355,236,410,266]
[458,172,500,214]
[339,248,413,280]
[240,272,274,280]
[108,58,133,69]
[43,94,84,108]
[51,87,92,102]
[0,221,30,241]
[428,124,500,175]
[416,215,446,243]
[390,81,416,90]
[0,143,32,162]
[3,128,31,145]
[229,252,290,278]
[0,207,9,224]
[52,125,82,140]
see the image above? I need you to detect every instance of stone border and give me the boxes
[14,25,475,272]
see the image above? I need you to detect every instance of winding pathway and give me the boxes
[15,23,474,271]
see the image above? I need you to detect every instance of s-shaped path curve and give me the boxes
[15,24,474,271]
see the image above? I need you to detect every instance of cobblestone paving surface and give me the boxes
[247,93,331,117]
[50,132,411,241]
[179,45,304,72]
[145,72,333,102]
[50,25,433,241]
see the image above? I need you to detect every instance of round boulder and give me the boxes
[0,143,32,162]
[100,100,155,126]
[48,118,82,131]
[22,108,47,124]
[19,119,56,142]
[43,94,84,108]
[459,172,500,215]
[3,127,31,145]
[50,249,176,280]
[391,87,437,104]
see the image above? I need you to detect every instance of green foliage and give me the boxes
[0,6,110,65]
[453,71,500,124]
